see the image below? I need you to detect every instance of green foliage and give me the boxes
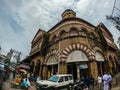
[95,27,107,51]
[41,32,50,56]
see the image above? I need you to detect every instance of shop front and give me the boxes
[66,50,89,81]
[47,55,58,78]
[95,52,105,75]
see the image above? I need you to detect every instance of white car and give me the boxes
[36,74,74,90]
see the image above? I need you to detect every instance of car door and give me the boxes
[57,76,69,90]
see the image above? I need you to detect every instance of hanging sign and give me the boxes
[79,64,88,69]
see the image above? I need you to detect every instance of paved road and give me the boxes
[3,80,120,90]
[2,72,120,90]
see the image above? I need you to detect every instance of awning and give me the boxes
[19,64,30,69]
[95,52,104,61]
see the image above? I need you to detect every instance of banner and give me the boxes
[79,64,88,69]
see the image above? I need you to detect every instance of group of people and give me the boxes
[80,72,112,90]
[11,69,35,90]
[98,72,112,90]
[81,75,95,90]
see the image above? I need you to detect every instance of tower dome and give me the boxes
[61,9,76,20]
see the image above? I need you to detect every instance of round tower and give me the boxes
[61,9,76,20]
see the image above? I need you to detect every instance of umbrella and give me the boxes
[18,69,27,74]
[19,64,30,69]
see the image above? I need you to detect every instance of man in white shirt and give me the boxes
[98,74,102,90]
[103,72,109,90]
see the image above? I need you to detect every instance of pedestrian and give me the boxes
[84,75,91,89]
[23,78,28,90]
[103,72,109,90]
[89,75,94,90]
[13,69,16,79]
[108,73,112,90]
[98,74,102,90]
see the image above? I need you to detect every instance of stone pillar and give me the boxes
[42,65,48,79]
[63,62,67,74]
[51,65,53,75]
[76,64,80,80]
[89,60,98,80]
[59,61,67,74]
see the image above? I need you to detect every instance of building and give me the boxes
[0,54,8,63]
[30,9,119,80]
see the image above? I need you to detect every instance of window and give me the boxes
[58,77,64,82]
[65,76,68,81]
[69,27,78,36]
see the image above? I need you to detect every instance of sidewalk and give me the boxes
[2,72,120,90]
[3,80,36,90]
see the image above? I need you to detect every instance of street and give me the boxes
[2,79,120,90]
[1,72,120,90]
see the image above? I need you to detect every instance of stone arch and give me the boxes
[59,30,67,39]
[93,47,103,53]
[69,27,79,36]
[89,32,97,39]
[108,55,115,74]
[45,49,59,64]
[50,34,57,42]
[79,27,89,36]
[61,43,94,62]
[93,47,105,61]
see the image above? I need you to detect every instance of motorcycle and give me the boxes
[69,80,88,90]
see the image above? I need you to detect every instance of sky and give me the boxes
[0,0,120,60]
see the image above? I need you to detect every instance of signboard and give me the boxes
[79,64,88,69]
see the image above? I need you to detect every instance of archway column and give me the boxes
[59,61,67,74]
[89,60,98,80]
[42,64,48,79]
[76,63,80,80]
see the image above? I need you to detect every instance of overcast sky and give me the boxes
[0,0,120,60]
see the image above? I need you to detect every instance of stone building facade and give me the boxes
[30,9,119,80]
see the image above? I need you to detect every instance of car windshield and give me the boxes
[48,76,59,82]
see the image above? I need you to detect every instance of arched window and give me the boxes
[89,32,96,39]
[51,34,57,42]
[69,27,78,36]
[80,27,89,36]
[59,30,66,39]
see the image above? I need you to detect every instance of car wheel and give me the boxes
[68,85,73,90]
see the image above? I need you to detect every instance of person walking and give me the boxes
[84,75,91,89]
[89,75,94,90]
[103,72,109,90]
[108,73,112,90]
[98,74,102,90]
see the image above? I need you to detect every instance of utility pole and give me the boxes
[106,0,120,31]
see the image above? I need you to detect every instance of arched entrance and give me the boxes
[109,55,115,74]
[45,49,59,78]
[95,52,104,75]
[47,55,58,78]
[67,50,89,81]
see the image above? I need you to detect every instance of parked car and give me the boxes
[35,74,74,90]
